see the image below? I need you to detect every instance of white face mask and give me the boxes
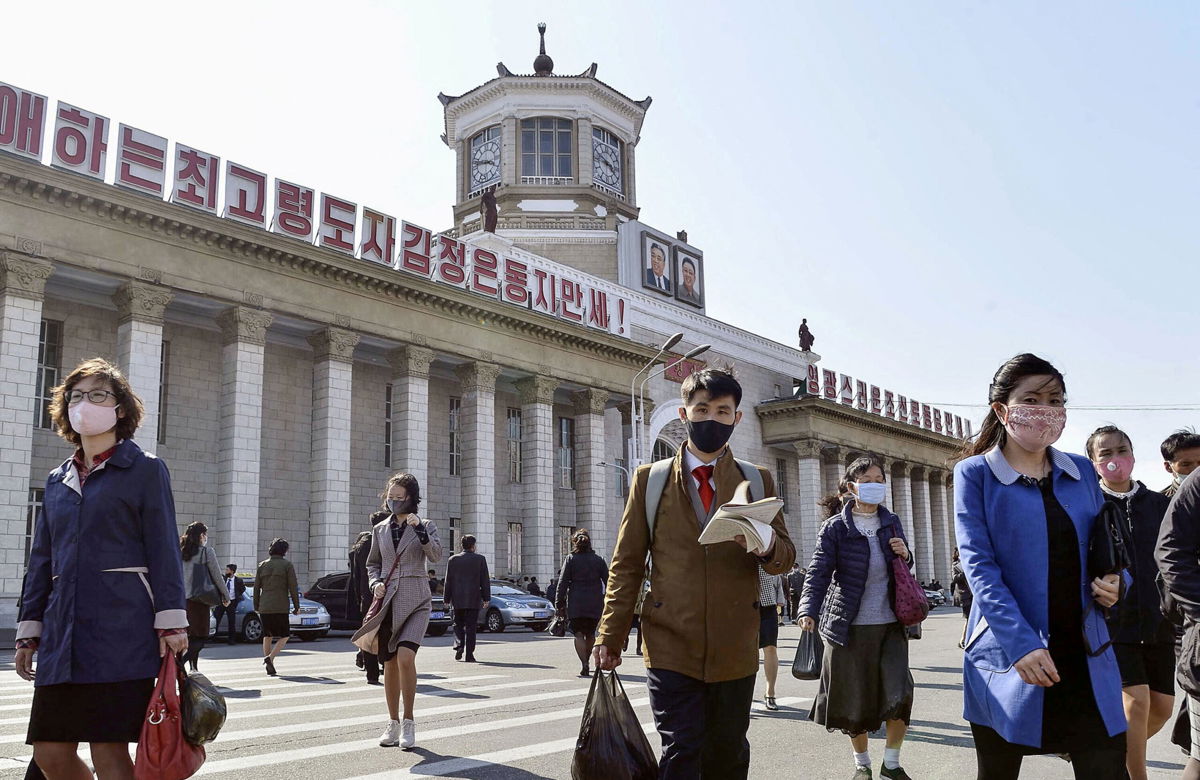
[854,482,888,505]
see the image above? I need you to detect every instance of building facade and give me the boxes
[0,30,965,634]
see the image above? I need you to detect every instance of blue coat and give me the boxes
[18,439,187,686]
[799,502,912,647]
[954,446,1125,748]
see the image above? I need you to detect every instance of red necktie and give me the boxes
[692,465,715,513]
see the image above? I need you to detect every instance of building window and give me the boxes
[521,117,573,180]
[35,319,63,430]
[157,341,170,444]
[25,488,43,569]
[383,383,394,467]
[776,458,789,512]
[468,125,501,196]
[591,126,623,197]
[557,417,575,489]
[652,439,675,463]
[506,408,523,483]
[448,397,461,476]
[447,517,458,556]
[507,522,523,573]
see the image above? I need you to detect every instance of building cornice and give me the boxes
[755,396,963,452]
[0,159,656,372]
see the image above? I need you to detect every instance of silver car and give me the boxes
[479,581,555,633]
[207,575,332,641]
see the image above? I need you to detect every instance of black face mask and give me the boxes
[686,419,736,454]
[388,498,416,516]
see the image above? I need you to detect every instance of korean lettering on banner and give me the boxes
[51,102,107,180]
[171,144,220,214]
[965,418,973,438]
[807,365,820,395]
[114,124,167,197]
[909,400,921,428]
[500,256,530,307]
[317,194,356,255]
[558,278,586,324]
[839,375,854,406]
[271,179,316,241]
[855,380,868,411]
[897,396,909,423]
[822,369,837,401]
[0,82,47,161]
[956,416,965,439]
[530,267,558,318]
[933,409,943,434]
[433,235,467,288]
[870,386,882,414]
[922,404,933,430]
[883,390,895,418]
[359,208,396,265]
[586,288,610,331]
[398,221,434,278]
[223,162,268,228]
[469,246,500,298]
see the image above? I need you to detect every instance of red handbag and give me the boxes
[890,556,931,627]
[134,652,205,780]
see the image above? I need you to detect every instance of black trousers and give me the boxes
[213,602,239,642]
[454,608,479,656]
[970,722,1129,780]
[646,668,755,779]
[790,594,801,622]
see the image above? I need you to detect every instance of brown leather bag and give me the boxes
[134,652,205,780]
[352,551,404,655]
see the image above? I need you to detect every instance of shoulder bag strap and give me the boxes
[733,458,765,501]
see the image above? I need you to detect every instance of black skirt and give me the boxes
[27,678,155,744]
[261,612,290,638]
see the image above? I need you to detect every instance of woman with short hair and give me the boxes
[180,520,229,672]
[555,529,609,677]
[799,455,916,780]
[15,357,188,779]
[255,537,300,676]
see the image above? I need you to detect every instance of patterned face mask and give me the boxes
[1001,404,1066,451]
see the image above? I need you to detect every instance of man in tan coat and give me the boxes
[595,368,795,779]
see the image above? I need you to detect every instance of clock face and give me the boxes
[592,140,622,190]
[470,139,500,188]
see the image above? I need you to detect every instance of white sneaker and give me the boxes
[379,719,400,747]
[400,718,416,749]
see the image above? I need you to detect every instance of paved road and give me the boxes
[0,610,1187,778]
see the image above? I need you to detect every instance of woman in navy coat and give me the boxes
[15,358,187,778]
[954,354,1125,778]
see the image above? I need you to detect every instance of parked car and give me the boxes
[304,571,452,636]
[207,575,332,642]
[478,580,555,633]
[923,587,946,608]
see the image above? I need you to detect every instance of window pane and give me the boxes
[521,119,534,130]
[540,155,553,175]
[522,155,536,177]
[539,132,554,155]
[557,131,572,154]
[558,154,571,177]
[557,119,571,131]
[521,130,534,154]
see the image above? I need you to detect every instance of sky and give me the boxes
[3,1,1196,488]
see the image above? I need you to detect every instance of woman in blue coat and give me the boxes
[14,358,188,779]
[954,354,1125,778]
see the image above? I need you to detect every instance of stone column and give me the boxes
[502,115,519,187]
[387,345,435,487]
[794,439,824,565]
[820,445,842,497]
[890,460,914,542]
[945,474,958,551]
[0,252,53,620]
[112,281,174,453]
[215,307,272,569]
[929,470,952,586]
[908,466,934,580]
[577,116,594,188]
[517,375,557,584]
[574,388,609,558]
[456,361,501,561]
[307,327,359,582]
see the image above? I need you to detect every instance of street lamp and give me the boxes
[637,343,711,464]
[629,333,683,467]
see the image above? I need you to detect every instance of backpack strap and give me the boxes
[644,458,674,544]
[733,458,765,502]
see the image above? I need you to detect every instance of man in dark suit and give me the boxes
[443,534,490,662]
[346,531,381,684]
[644,243,672,292]
[215,563,246,645]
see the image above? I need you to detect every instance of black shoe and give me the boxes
[264,657,276,676]
[355,652,365,670]
[455,646,464,661]
[366,677,382,686]
[879,765,910,780]
[465,655,477,663]
[579,666,590,677]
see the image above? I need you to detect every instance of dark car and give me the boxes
[478,580,555,633]
[207,575,331,642]
[305,571,452,636]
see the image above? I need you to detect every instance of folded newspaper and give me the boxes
[697,480,783,555]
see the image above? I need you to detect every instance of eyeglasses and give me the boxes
[66,389,118,405]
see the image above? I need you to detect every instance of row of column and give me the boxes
[0,252,614,609]
[791,439,956,586]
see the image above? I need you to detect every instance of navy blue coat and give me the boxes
[18,439,186,686]
[799,502,912,647]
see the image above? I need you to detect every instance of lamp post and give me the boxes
[637,344,711,463]
[629,333,683,469]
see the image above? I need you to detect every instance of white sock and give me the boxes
[883,746,901,769]
[854,749,870,768]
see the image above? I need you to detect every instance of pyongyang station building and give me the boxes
[0,28,969,633]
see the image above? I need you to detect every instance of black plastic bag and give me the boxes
[548,616,568,637]
[180,670,227,745]
[570,670,657,780]
[1180,623,1200,698]
[791,629,823,680]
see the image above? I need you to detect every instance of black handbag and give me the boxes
[791,629,823,680]
[190,549,222,607]
[548,616,568,637]
[1088,501,1132,580]
[180,669,227,745]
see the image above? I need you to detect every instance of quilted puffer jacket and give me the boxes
[799,501,913,647]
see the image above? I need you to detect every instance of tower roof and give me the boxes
[533,22,553,76]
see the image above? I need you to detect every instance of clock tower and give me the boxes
[439,23,651,282]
